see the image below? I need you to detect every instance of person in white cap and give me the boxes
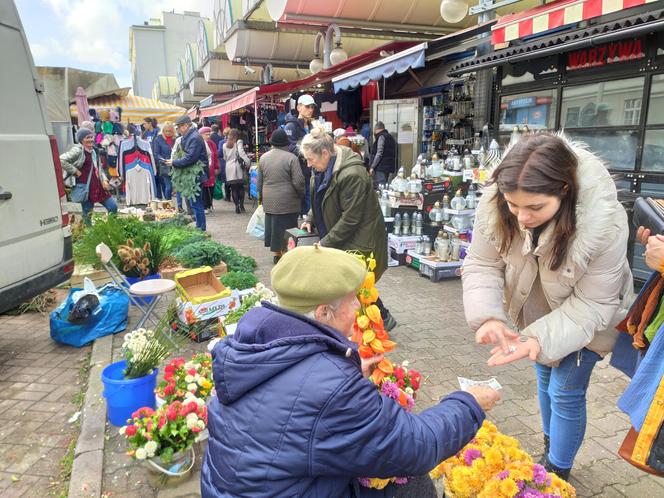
[284,94,317,214]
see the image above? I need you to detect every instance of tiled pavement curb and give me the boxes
[68,334,113,498]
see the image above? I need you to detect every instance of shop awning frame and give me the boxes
[332,43,427,92]
[199,86,260,118]
[450,7,664,76]
[491,0,660,46]
[257,40,418,97]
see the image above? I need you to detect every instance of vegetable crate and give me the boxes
[175,267,229,304]
[171,315,223,343]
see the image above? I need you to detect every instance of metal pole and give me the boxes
[254,99,259,166]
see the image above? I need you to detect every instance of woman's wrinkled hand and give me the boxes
[466,385,501,411]
[361,354,384,379]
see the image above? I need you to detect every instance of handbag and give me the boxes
[633,197,664,235]
[70,163,93,203]
[236,146,250,171]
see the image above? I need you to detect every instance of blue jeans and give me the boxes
[155,175,172,200]
[535,348,601,469]
[81,196,117,224]
[188,190,206,231]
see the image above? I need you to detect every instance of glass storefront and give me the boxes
[499,90,557,133]
[495,35,664,283]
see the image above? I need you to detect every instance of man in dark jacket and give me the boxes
[201,245,499,498]
[369,122,397,190]
[165,115,208,230]
[209,124,222,147]
[283,94,316,214]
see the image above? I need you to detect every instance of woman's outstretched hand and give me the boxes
[487,336,541,366]
[476,319,520,355]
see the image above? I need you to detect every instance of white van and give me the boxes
[0,1,72,313]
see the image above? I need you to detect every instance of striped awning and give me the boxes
[70,95,186,123]
[492,0,660,45]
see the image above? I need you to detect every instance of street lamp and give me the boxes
[440,0,468,24]
[310,23,347,74]
[309,57,323,74]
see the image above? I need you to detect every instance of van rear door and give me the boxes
[0,2,70,308]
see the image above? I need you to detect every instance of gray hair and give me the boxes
[303,297,344,321]
[228,129,240,140]
[301,127,335,156]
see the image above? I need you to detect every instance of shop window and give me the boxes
[639,181,664,197]
[565,129,639,171]
[623,98,642,126]
[561,77,645,128]
[647,75,664,125]
[642,130,664,173]
[499,90,557,133]
[564,107,580,127]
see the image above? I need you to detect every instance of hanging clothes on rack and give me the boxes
[118,135,157,205]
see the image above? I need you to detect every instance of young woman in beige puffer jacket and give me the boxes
[462,133,633,480]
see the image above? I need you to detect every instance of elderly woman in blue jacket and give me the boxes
[201,245,500,498]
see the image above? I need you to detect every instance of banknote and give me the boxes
[457,376,503,391]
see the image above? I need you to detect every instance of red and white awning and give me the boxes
[492,0,659,46]
[199,87,259,118]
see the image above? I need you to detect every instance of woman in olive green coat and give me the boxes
[300,128,395,329]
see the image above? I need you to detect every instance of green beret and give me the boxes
[271,245,366,314]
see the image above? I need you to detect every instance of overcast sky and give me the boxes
[16,0,214,89]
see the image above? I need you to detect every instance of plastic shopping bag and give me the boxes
[246,205,265,240]
[213,179,224,200]
[50,284,129,347]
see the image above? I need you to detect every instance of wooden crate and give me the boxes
[67,264,113,288]
[160,262,228,281]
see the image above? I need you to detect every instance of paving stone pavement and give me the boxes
[99,197,664,497]
[7,197,661,497]
[0,290,91,497]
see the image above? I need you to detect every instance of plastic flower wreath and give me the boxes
[478,462,577,498]
[156,353,214,404]
[429,421,576,498]
[348,252,424,488]
[349,253,396,362]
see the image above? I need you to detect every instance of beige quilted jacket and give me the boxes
[462,136,634,365]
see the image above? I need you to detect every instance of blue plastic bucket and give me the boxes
[125,273,161,306]
[101,360,158,426]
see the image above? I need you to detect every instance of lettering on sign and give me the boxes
[567,39,644,71]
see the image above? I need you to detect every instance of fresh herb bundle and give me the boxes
[220,271,259,290]
[170,149,204,200]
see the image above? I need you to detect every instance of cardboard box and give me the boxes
[285,228,320,251]
[418,257,462,282]
[388,234,420,254]
[175,267,230,305]
[161,262,227,281]
[177,291,242,324]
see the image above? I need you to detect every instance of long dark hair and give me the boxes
[490,133,578,271]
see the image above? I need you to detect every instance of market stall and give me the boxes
[70,94,186,125]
